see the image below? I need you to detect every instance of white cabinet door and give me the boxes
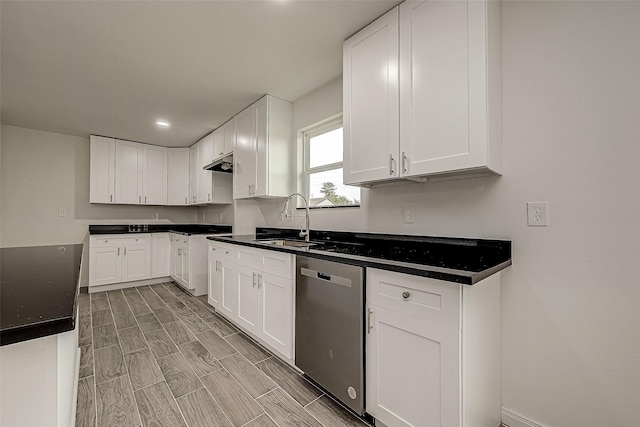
[208,248,222,310]
[233,104,257,199]
[167,148,190,205]
[366,303,460,427]
[181,238,191,289]
[115,140,143,204]
[366,268,461,427]
[400,0,489,176]
[169,234,178,279]
[259,272,293,360]
[220,262,238,323]
[89,245,121,286]
[222,120,235,155]
[343,7,399,185]
[89,135,116,204]
[197,134,213,204]
[189,144,199,205]
[174,248,184,285]
[142,145,167,205]
[213,126,226,159]
[152,233,170,278]
[254,96,268,197]
[236,265,260,336]
[122,243,151,282]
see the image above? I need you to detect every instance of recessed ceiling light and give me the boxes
[156,120,170,128]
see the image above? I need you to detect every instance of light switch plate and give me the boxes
[527,202,548,226]
[403,205,415,224]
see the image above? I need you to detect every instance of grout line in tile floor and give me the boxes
[78,282,368,427]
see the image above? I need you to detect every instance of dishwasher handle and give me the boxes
[300,267,352,288]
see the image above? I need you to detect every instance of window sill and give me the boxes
[297,205,360,210]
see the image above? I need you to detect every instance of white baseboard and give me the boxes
[88,276,172,293]
[502,408,545,427]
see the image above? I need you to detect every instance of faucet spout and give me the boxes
[281,193,310,242]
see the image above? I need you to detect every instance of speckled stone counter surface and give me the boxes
[208,228,511,285]
[89,223,232,235]
[0,244,83,346]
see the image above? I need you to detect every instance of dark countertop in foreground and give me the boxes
[0,244,83,346]
[207,228,511,285]
[89,223,232,236]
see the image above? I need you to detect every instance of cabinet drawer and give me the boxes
[235,246,293,280]
[366,268,460,329]
[122,235,150,246]
[91,236,123,247]
[209,242,235,263]
[91,234,150,247]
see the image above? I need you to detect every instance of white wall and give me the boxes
[0,125,198,247]
[266,3,640,426]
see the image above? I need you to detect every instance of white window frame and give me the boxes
[302,116,360,209]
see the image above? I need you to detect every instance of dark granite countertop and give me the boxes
[207,228,511,285]
[0,244,83,346]
[89,224,232,236]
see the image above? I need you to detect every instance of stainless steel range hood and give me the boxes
[203,152,233,173]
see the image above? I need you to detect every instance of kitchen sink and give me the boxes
[255,239,317,248]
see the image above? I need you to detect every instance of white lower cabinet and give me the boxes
[151,233,170,278]
[236,265,261,335]
[365,268,501,427]
[208,242,294,361]
[169,233,208,296]
[89,235,151,287]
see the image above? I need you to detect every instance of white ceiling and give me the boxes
[1,0,399,147]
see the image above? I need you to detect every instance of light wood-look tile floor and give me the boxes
[76,282,368,427]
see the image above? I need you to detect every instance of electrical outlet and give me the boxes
[527,202,548,226]
[218,212,223,221]
[58,208,66,217]
[201,212,205,221]
[403,205,415,224]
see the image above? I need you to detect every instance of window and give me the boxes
[302,117,360,208]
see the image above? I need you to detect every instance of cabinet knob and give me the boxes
[402,291,411,300]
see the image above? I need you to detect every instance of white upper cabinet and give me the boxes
[190,134,232,205]
[343,8,400,185]
[89,135,116,204]
[115,140,143,204]
[190,144,199,205]
[167,148,190,205]
[233,95,292,200]
[142,145,167,205]
[399,0,501,176]
[197,134,213,204]
[213,120,235,158]
[344,0,502,186]
[114,140,167,205]
[233,103,258,199]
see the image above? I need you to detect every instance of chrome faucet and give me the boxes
[282,193,310,242]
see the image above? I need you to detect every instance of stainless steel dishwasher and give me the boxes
[295,255,365,415]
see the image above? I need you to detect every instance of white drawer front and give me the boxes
[209,242,236,263]
[367,268,460,329]
[235,245,293,280]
